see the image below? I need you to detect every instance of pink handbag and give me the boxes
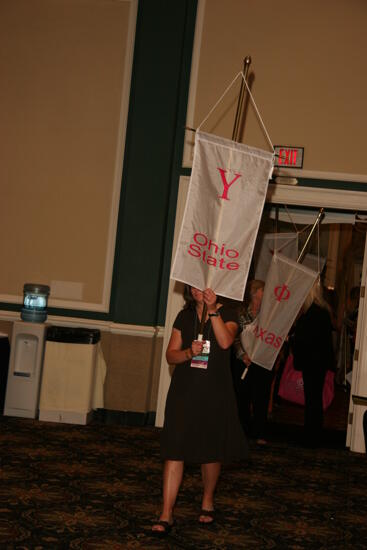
[322,370,335,410]
[278,354,335,410]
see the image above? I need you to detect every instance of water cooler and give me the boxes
[4,284,50,419]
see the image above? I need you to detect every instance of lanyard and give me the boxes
[194,310,212,341]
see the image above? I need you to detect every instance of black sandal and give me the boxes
[151,519,173,536]
[199,509,215,524]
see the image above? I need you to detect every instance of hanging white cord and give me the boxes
[240,71,274,152]
[197,71,243,133]
[298,224,313,237]
[284,204,299,233]
[273,216,311,256]
[274,210,278,255]
[197,71,274,152]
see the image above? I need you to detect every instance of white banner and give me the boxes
[241,252,319,370]
[254,232,298,281]
[171,131,274,301]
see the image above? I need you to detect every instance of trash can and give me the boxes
[39,326,101,425]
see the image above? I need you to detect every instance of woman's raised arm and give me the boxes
[203,288,238,349]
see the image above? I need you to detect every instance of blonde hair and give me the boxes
[247,279,265,300]
[303,279,331,314]
[238,279,265,315]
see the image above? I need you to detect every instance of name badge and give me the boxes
[190,340,210,369]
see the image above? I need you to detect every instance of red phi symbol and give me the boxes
[274,284,291,302]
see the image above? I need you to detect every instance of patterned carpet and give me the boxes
[0,414,366,549]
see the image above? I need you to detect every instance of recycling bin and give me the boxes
[39,326,101,425]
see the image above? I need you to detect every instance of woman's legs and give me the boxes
[199,462,221,522]
[231,358,251,435]
[302,369,325,447]
[252,364,272,442]
[152,460,184,532]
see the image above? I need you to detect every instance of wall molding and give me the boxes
[0,309,164,339]
[273,168,367,184]
[101,0,138,313]
[0,0,138,315]
[267,183,367,210]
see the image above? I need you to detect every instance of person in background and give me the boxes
[152,286,248,536]
[293,280,335,447]
[232,279,272,445]
[345,286,360,370]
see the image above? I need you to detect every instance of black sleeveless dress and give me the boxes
[160,305,249,464]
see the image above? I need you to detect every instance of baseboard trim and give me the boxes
[39,409,94,425]
[93,409,156,427]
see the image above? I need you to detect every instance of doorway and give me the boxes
[255,204,366,443]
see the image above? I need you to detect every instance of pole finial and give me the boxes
[244,56,252,67]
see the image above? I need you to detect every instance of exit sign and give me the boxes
[274,146,304,168]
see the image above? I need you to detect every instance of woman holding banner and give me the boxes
[152,286,248,535]
[293,281,335,447]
